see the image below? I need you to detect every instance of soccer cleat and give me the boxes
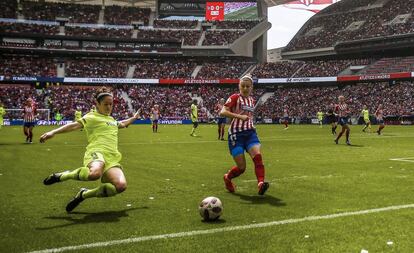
[258,182,270,195]
[43,173,62,185]
[66,188,87,213]
[334,139,338,144]
[223,174,235,193]
[346,140,351,145]
[377,130,381,135]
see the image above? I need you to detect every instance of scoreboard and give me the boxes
[206,2,225,21]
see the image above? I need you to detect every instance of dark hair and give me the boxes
[95,87,113,103]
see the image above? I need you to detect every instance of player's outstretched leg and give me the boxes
[43,167,90,185]
[66,188,88,212]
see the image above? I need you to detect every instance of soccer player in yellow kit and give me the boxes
[0,102,5,129]
[361,105,371,133]
[316,110,324,128]
[41,87,140,212]
[190,99,198,137]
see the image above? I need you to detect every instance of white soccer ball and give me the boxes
[199,196,223,221]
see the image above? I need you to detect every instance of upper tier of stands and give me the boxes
[285,0,414,51]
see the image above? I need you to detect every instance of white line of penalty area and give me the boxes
[27,203,414,253]
[389,157,414,163]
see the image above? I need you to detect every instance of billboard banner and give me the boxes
[206,2,225,21]
[338,72,411,82]
[159,79,239,84]
[63,78,158,84]
[258,76,337,84]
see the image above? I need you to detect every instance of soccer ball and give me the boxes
[199,196,223,221]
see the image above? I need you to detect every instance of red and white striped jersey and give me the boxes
[283,108,289,117]
[151,108,160,120]
[224,93,255,134]
[215,103,224,116]
[375,108,383,120]
[23,104,36,123]
[335,103,349,117]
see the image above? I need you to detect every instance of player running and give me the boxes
[334,96,351,145]
[0,102,5,130]
[326,104,338,135]
[375,104,385,135]
[151,104,160,133]
[361,105,371,133]
[316,110,324,128]
[41,87,141,212]
[190,99,198,137]
[23,98,37,143]
[282,106,289,130]
[221,75,269,195]
[215,98,226,140]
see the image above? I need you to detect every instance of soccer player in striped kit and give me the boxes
[151,104,160,133]
[215,98,226,140]
[334,95,351,145]
[23,98,37,143]
[282,106,289,130]
[221,75,269,195]
[375,104,385,135]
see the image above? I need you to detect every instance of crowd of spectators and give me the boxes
[285,0,414,52]
[294,59,375,77]
[136,29,201,45]
[65,26,133,39]
[197,61,254,79]
[203,30,245,46]
[0,22,59,35]
[65,59,129,78]
[1,81,413,122]
[214,20,259,30]
[0,57,56,77]
[360,56,414,74]
[104,5,150,25]
[133,60,197,79]
[253,61,304,78]
[256,81,414,120]
[21,0,100,24]
[0,0,17,19]
[153,20,198,29]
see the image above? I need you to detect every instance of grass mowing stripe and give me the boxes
[27,203,414,253]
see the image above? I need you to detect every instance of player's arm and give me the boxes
[40,121,83,143]
[220,105,248,121]
[118,109,141,129]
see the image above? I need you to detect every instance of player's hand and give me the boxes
[239,115,249,121]
[40,132,54,143]
[133,109,141,119]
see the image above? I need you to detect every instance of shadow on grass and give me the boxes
[232,193,286,207]
[201,219,227,224]
[36,207,148,230]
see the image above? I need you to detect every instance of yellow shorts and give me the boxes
[84,151,123,173]
[364,119,370,124]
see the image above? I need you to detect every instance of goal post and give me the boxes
[4,109,51,121]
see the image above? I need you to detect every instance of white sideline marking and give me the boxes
[389,157,414,163]
[27,203,414,253]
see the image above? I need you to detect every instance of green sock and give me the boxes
[82,183,117,199]
[60,167,89,181]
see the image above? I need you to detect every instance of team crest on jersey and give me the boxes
[106,121,118,127]
[300,0,314,6]
[226,97,232,104]
[242,105,254,112]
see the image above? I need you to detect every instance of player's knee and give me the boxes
[115,181,127,193]
[88,171,102,181]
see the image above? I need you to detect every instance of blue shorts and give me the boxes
[153,119,158,124]
[338,117,349,126]
[23,122,36,127]
[217,117,226,125]
[377,119,384,125]
[284,117,289,122]
[228,129,260,157]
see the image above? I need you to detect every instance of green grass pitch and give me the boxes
[0,124,414,252]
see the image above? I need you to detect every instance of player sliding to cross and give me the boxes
[41,87,140,212]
